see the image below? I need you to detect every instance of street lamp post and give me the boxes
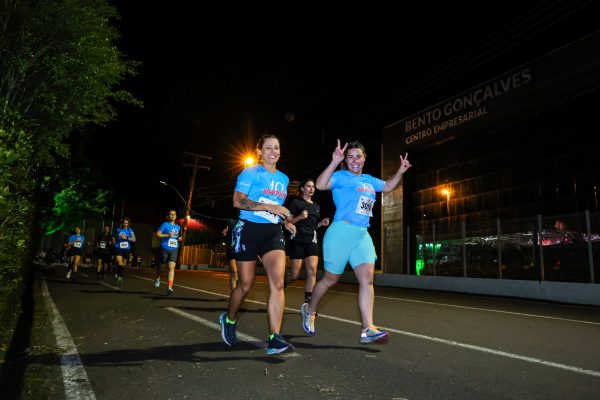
[159,181,187,206]
[176,152,212,269]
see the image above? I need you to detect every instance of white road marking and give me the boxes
[374,295,600,326]
[100,281,122,290]
[318,313,600,378]
[130,273,600,377]
[41,278,96,399]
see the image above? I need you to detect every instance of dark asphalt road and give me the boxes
[31,263,600,399]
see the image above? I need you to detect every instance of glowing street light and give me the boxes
[244,156,256,167]
[441,188,451,217]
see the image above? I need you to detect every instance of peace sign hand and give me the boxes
[399,152,412,173]
[333,139,348,164]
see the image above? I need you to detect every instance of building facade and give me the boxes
[381,31,600,278]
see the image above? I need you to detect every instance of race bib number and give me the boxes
[254,197,279,224]
[119,241,129,249]
[73,242,82,248]
[99,242,106,249]
[355,195,375,216]
[167,238,178,248]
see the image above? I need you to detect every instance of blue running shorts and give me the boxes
[322,221,377,274]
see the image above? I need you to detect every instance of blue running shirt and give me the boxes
[329,170,385,227]
[158,222,181,250]
[68,234,85,249]
[115,227,134,250]
[235,164,289,224]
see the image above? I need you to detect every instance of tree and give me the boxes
[0,0,141,165]
[0,0,141,356]
[42,176,111,235]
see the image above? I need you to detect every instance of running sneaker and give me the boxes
[219,312,237,346]
[66,270,71,279]
[116,276,123,285]
[166,287,174,296]
[359,327,389,344]
[300,303,315,335]
[266,333,294,355]
[154,279,160,288]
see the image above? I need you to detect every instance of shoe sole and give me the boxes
[266,344,294,355]
[300,303,315,335]
[360,332,389,345]
[219,313,235,346]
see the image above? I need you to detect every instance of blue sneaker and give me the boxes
[219,312,237,346]
[266,333,294,355]
[359,327,389,344]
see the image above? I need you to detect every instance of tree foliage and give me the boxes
[43,178,111,235]
[0,0,141,165]
[0,127,34,298]
[0,0,141,343]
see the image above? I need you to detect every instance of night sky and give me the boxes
[83,1,599,224]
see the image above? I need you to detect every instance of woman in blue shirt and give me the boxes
[219,134,297,355]
[301,140,412,344]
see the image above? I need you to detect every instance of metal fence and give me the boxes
[410,210,600,283]
[180,243,228,269]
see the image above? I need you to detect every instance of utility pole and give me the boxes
[177,151,212,269]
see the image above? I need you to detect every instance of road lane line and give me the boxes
[320,313,600,379]
[130,273,600,378]
[314,288,600,326]
[41,278,96,399]
[99,281,122,290]
[131,273,599,325]
[374,296,600,326]
[220,271,600,325]
[165,307,300,358]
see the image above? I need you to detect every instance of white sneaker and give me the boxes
[66,270,71,279]
[360,327,389,344]
[301,303,315,335]
[154,279,160,288]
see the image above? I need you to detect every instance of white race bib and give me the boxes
[355,195,375,216]
[254,196,280,224]
[99,242,106,249]
[119,241,129,249]
[167,238,178,248]
[73,242,82,248]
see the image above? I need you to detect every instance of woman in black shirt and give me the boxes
[286,178,330,305]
